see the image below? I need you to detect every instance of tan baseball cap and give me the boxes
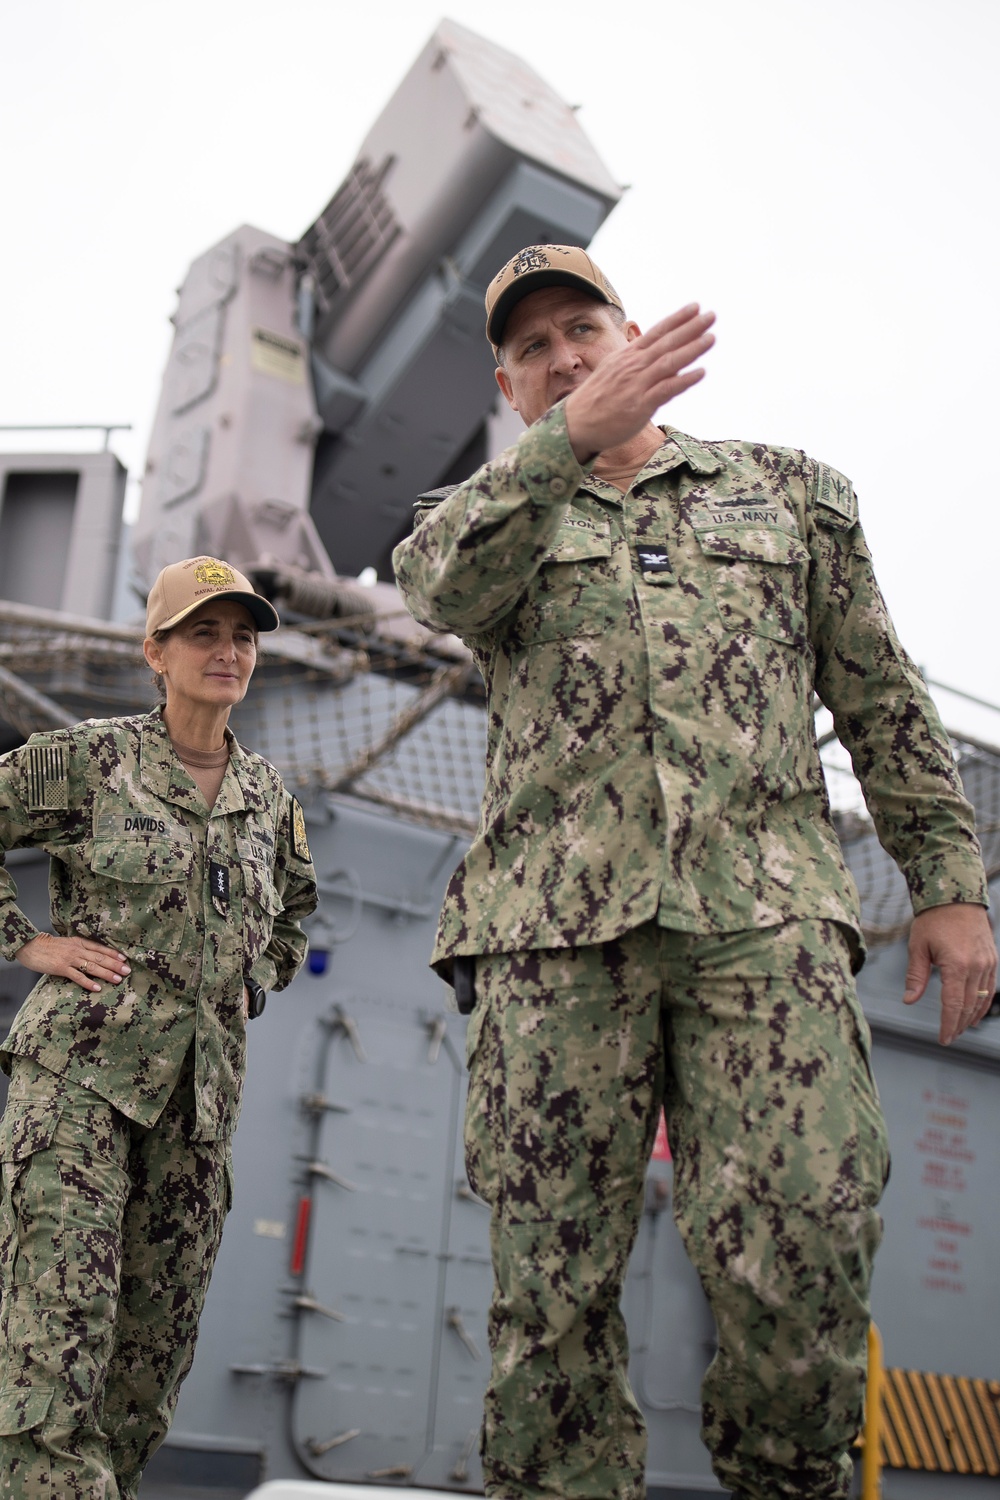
[145,556,280,636]
[485,244,625,352]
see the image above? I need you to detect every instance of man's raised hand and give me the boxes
[565,304,716,461]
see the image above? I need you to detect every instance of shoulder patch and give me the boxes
[290,798,311,862]
[814,463,858,528]
[414,484,459,509]
[24,743,68,810]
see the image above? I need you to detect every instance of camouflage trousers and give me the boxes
[464,919,890,1500]
[0,1051,231,1499]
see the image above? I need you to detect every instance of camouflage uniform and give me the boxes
[392,406,988,1500]
[0,709,317,1498]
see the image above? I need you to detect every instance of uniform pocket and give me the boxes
[224,1148,234,1213]
[462,997,496,1208]
[236,838,283,917]
[464,989,488,1070]
[89,836,196,955]
[236,836,282,968]
[695,524,809,646]
[0,1385,55,1435]
[0,1101,63,1287]
[842,988,891,1208]
[505,514,614,645]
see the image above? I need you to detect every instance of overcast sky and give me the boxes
[2,0,998,740]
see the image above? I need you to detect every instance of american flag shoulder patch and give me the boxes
[25,744,69,810]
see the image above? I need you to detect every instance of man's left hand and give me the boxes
[903,903,997,1045]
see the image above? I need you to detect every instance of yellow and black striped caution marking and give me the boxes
[860,1368,1000,1476]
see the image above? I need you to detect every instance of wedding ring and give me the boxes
[80,959,88,972]
[976,989,990,998]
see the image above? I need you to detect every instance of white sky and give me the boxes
[2,0,998,740]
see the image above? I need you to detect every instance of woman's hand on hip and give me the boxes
[15,934,131,992]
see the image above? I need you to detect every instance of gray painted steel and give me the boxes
[130,18,622,590]
[0,451,125,619]
[132,223,331,592]
[0,19,996,1499]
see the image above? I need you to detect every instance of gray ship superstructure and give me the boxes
[0,19,997,1499]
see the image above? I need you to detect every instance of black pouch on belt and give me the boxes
[244,975,266,1019]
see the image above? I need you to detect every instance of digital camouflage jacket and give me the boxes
[0,710,317,1139]
[393,404,988,977]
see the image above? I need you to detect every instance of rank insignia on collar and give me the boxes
[291,798,311,862]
